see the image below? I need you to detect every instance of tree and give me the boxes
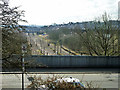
[76,13,119,56]
[0,0,31,69]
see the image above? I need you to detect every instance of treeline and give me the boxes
[47,27,89,55]
[46,13,120,56]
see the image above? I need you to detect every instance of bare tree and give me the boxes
[76,13,119,56]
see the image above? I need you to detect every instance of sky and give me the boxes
[9,0,120,25]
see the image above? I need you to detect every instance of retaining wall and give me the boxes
[23,55,120,68]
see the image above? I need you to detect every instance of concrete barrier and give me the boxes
[23,55,120,68]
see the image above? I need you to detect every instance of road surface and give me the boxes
[26,33,71,55]
[1,73,119,88]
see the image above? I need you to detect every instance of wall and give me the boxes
[24,55,120,68]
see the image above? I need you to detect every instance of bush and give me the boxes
[27,75,100,90]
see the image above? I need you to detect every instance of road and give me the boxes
[1,67,119,88]
[26,33,71,55]
[1,73,119,88]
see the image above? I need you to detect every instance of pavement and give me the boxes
[1,73,119,89]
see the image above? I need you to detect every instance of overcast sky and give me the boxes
[9,0,119,25]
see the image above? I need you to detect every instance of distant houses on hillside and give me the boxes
[24,20,120,34]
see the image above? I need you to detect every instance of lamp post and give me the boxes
[59,40,62,53]
[54,42,56,54]
[21,44,27,90]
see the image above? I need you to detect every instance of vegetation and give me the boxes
[27,75,99,90]
[46,13,119,56]
[76,13,119,56]
[1,1,31,69]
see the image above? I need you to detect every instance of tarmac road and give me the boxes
[27,34,71,55]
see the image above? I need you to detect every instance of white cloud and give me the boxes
[9,0,119,25]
